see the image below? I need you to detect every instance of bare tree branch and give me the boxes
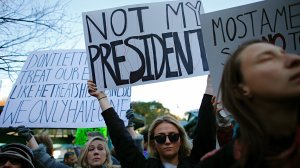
[0,0,81,81]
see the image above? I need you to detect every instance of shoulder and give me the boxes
[145,158,164,167]
[176,157,194,168]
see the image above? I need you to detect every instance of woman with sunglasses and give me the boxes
[87,77,217,168]
[147,115,192,167]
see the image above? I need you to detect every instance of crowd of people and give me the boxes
[1,40,299,168]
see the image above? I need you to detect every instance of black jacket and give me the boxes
[101,94,216,168]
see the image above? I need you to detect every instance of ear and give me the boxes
[238,83,251,96]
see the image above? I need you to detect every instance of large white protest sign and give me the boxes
[0,50,131,128]
[200,0,300,92]
[82,0,209,90]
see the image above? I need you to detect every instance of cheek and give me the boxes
[175,139,182,149]
[246,66,274,80]
[100,151,107,162]
[154,143,165,154]
[154,143,161,150]
[244,66,280,90]
[87,152,92,158]
[251,71,274,85]
[87,154,93,164]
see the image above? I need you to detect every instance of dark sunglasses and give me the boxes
[153,133,180,144]
[0,157,22,165]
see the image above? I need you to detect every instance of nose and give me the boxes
[3,160,12,167]
[165,136,171,144]
[92,148,101,154]
[284,53,300,68]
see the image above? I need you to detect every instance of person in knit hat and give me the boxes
[0,143,35,168]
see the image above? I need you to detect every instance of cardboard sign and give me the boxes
[0,50,131,128]
[200,0,300,92]
[82,0,209,90]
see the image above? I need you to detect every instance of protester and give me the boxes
[189,76,236,168]
[0,143,35,168]
[34,134,54,157]
[63,151,77,167]
[77,136,120,168]
[140,128,149,158]
[211,96,234,147]
[87,77,217,168]
[17,126,73,168]
[190,75,217,163]
[219,39,300,167]
[125,108,144,154]
[87,131,120,165]
[187,75,236,168]
[195,127,240,168]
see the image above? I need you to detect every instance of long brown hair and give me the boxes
[220,39,268,167]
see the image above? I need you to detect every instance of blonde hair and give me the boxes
[78,136,114,168]
[148,115,192,160]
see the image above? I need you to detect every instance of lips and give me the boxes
[163,147,173,151]
[93,157,101,161]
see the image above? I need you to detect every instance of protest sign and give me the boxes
[0,50,131,128]
[200,0,300,92]
[82,0,209,90]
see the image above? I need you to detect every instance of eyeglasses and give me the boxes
[0,157,22,166]
[153,133,180,144]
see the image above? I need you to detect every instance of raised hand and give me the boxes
[87,80,101,98]
[211,96,222,116]
[87,80,112,111]
[16,125,34,141]
[126,109,135,127]
[87,80,108,99]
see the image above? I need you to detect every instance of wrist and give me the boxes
[25,134,33,142]
[97,92,107,101]
[127,122,135,127]
[97,95,107,100]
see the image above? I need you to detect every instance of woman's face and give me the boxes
[86,140,107,167]
[153,122,181,160]
[239,42,300,100]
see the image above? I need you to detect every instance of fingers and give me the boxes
[126,110,135,120]
[211,96,216,104]
[87,80,105,98]
[215,102,223,114]
[17,125,26,130]
[216,103,223,111]
[87,85,97,93]
[87,80,98,93]
[87,80,96,88]
[211,96,223,114]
